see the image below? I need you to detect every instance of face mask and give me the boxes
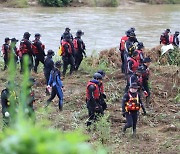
[129,88,138,93]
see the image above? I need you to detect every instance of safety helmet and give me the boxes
[65,27,71,32]
[55,60,62,68]
[11,38,19,42]
[97,70,105,78]
[125,30,131,37]
[24,32,31,38]
[137,42,144,49]
[93,73,102,80]
[129,32,136,37]
[165,29,170,33]
[76,30,84,36]
[175,31,179,35]
[35,33,41,37]
[47,50,55,56]
[129,82,139,89]
[130,27,136,32]
[143,57,151,63]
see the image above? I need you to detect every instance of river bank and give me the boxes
[0,0,180,8]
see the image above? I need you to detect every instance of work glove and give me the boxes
[143,91,148,97]
[46,85,52,93]
[102,93,106,99]
[5,111,10,117]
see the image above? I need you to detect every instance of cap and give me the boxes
[47,50,55,56]
[93,73,102,80]
[35,33,41,37]
[11,38,19,42]
[5,37,10,42]
[76,30,84,36]
[65,27,71,31]
[165,29,170,33]
[97,70,105,77]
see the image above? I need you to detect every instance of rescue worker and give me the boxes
[60,27,73,43]
[61,34,75,76]
[73,30,86,70]
[46,61,64,111]
[119,30,131,73]
[43,50,55,85]
[122,82,146,135]
[142,57,152,107]
[97,70,107,111]
[19,32,34,73]
[86,73,103,126]
[127,51,140,76]
[125,32,138,57]
[1,82,18,127]
[32,33,46,73]
[160,29,170,45]
[10,38,19,64]
[1,37,11,70]
[128,66,148,97]
[170,31,179,47]
[135,42,145,64]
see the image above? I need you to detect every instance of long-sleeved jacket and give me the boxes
[48,68,63,88]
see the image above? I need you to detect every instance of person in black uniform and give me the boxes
[160,29,170,45]
[86,73,103,126]
[60,27,73,43]
[1,37,11,70]
[32,33,46,73]
[122,83,146,136]
[73,30,86,70]
[43,50,55,85]
[173,31,179,47]
[19,32,34,73]
[61,34,75,76]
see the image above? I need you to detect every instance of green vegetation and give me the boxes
[93,0,119,7]
[6,0,28,8]
[135,0,180,4]
[38,0,72,7]
[0,55,106,154]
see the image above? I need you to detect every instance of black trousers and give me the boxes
[86,100,103,126]
[20,54,34,72]
[3,55,8,70]
[74,53,83,71]
[123,111,138,133]
[120,51,125,73]
[62,55,75,76]
[34,54,45,73]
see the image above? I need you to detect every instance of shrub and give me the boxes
[38,0,71,7]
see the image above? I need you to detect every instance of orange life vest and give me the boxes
[169,34,174,44]
[128,57,139,73]
[61,40,72,56]
[32,40,45,54]
[86,81,100,100]
[19,39,28,54]
[120,36,129,51]
[99,81,104,94]
[125,93,140,111]
[135,49,143,62]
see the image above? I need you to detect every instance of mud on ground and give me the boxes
[0,47,179,153]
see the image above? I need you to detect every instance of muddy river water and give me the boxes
[0,4,179,55]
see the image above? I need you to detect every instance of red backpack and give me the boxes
[73,38,78,51]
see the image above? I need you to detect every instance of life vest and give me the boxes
[19,39,28,54]
[86,81,99,100]
[128,57,139,73]
[120,36,129,51]
[160,33,168,45]
[1,44,10,55]
[73,38,78,51]
[61,40,72,56]
[169,34,174,44]
[125,93,140,111]
[99,81,104,94]
[135,49,143,62]
[32,40,45,54]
